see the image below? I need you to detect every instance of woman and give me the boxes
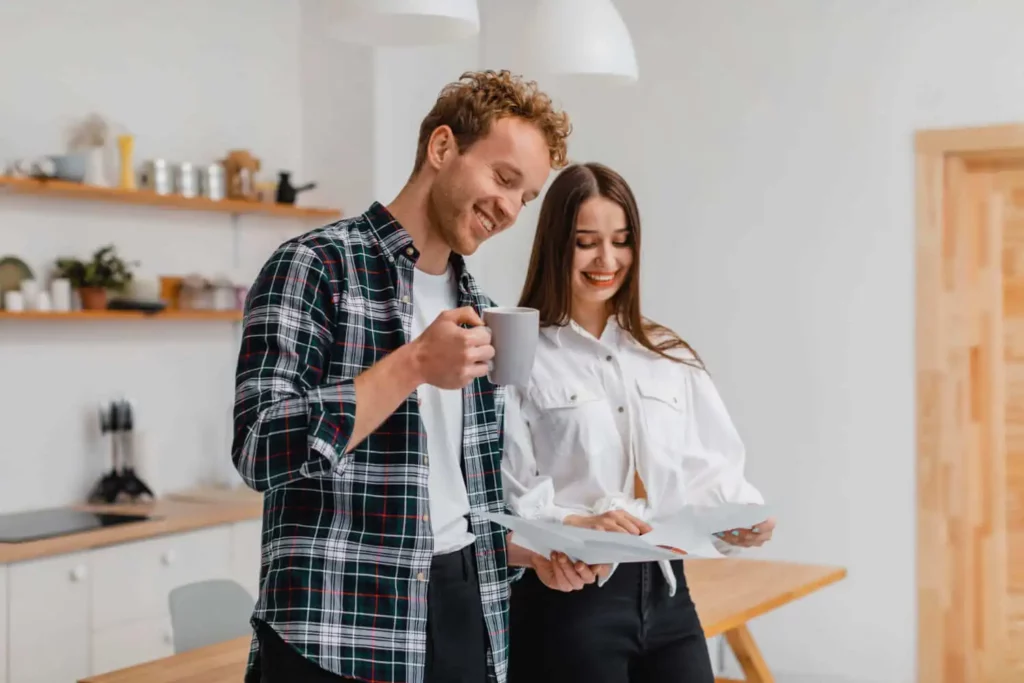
[502,162,775,683]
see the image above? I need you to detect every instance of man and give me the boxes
[231,70,598,683]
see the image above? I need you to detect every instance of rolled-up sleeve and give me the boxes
[231,241,356,491]
[684,368,765,555]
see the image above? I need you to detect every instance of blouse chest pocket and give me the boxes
[526,384,615,457]
[636,376,688,451]
[530,385,604,412]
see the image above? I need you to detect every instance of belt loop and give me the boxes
[462,544,471,580]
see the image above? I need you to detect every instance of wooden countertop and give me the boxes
[78,636,249,683]
[0,489,263,564]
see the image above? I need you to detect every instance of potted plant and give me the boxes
[54,245,137,310]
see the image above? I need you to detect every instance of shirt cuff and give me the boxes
[510,502,579,524]
[304,379,358,474]
[508,565,528,584]
[712,534,744,556]
[505,532,532,584]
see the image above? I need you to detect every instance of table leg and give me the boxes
[715,624,774,683]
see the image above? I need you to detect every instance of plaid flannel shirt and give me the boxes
[231,202,515,683]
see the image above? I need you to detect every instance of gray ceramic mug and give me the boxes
[482,306,539,386]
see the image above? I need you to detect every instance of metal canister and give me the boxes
[139,159,172,195]
[200,163,225,201]
[174,162,198,198]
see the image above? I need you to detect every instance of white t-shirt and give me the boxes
[410,265,475,555]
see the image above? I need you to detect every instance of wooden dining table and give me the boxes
[78,558,845,683]
[687,558,847,682]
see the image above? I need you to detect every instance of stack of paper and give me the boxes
[482,503,772,564]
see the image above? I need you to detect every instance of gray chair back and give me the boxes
[168,578,255,654]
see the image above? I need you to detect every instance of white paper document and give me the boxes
[482,503,772,565]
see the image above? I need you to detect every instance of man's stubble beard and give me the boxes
[427,177,468,255]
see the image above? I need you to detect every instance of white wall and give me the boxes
[301,0,377,214]
[0,0,361,511]
[462,1,1024,682]
[373,42,481,202]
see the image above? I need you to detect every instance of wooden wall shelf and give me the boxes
[0,176,342,220]
[0,310,243,322]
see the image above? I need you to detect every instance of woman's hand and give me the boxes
[563,510,653,535]
[715,517,776,547]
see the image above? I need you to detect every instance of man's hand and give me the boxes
[563,510,652,535]
[345,307,489,453]
[507,533,610,592]
[409,307,494,389]
[530,552,610,592]
[715,517,776,547]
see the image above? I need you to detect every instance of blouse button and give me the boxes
[570,394,577,402]
[617,406,625,413]
[605,355,613,361]
[406,247,415,257]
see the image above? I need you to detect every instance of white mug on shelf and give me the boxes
[19,279,39,310]
[3,290,25,312]
[50,278,72,312]
[35,291,52,312]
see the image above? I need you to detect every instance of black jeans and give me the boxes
[254,543,488,683]
[508,560,714,683]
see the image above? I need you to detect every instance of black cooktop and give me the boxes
[0,507,153,543]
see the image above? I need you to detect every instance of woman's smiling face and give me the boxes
[571,195,634,311]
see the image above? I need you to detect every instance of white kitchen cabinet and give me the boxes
[92,616,174,676]
[8,552,91,683]
[1,518,261,681]
[90,526,232,630]
[230,519,262,598]
[0,565,8,683]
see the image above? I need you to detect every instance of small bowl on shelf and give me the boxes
[48,153,88,182]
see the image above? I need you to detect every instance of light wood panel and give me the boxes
[996,172,1024,679]
[916,124,1024,683]
[916,123,1024,156]
[0,176,341,220]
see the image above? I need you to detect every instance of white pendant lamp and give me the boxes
[329,0,480,46]
[526,0,638,85]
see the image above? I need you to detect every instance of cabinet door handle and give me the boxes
[69,564,88,582]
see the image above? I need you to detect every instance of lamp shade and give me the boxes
[329,0,480,46]
[526,0,638,85]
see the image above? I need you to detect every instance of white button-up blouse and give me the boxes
[502,317,764,593]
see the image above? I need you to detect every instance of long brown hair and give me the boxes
[518,162,703,368]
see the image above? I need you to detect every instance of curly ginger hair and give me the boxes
[412,69,572,173]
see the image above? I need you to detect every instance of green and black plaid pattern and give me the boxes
[232,202,514,683]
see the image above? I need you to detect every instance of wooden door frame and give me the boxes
[916,122,1024,682]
